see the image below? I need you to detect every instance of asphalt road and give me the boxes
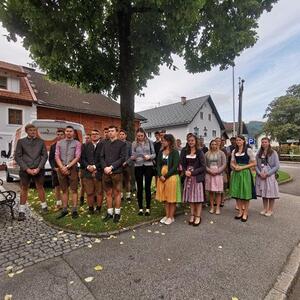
[1,164,300,300]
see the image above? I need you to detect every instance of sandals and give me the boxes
[193,216,201,226]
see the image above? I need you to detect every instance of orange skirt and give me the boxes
[156,166,182,203]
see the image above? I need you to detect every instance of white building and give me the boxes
[0,61,37,164]
[256,133,279,149]
[138,96,225,144]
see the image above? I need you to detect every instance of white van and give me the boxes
[3,119,85,182]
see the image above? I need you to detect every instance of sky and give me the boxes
[0,0,300,122]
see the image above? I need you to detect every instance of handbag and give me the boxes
[148,140,157,176]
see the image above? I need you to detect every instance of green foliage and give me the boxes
[264,84,300,143]
[246,121,265,138]
[0,0,277,137]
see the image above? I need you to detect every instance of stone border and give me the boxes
[264,241,300,300]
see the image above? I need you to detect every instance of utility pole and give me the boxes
[238,77,245,135]
[232,65,236,136]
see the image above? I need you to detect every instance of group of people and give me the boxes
[14,123,280,226]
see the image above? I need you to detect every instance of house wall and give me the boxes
[0,102,36,163]
[37,107,140,136]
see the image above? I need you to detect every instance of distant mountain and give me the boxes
[246,121,265,138]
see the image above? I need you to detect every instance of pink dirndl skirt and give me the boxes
[205,166,224,193]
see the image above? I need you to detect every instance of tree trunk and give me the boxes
[118,1,135,141]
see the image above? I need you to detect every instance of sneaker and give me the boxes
[113,214,121,223]
[56,210,68,219]
[138,209,143,216]
[95,206,101,214]
[103,213,113,222]
[265,211,273,217]
[18,212,26,221]
[160,216,168,224]
[164,218,174,225]
[72,210,79,219]
[80,196,84,206]
[88,207,95,214]
[260,210,267,215]
[145,209,150,216]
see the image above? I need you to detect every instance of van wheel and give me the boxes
[6,171,14,183]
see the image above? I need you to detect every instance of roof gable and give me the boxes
[139,95,224,130]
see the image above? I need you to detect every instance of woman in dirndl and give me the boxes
[230,135,256,222]
[205,140,227,215]
[255,137,280,217]
[156,134,181,225]
[181,134,206,226]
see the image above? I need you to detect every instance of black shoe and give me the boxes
[234,214,243,220]
[103,213,113,222]
[113,214,121,223]
[95,206,101,214]
[41,207,48,214]
[72,210,79,219]
[241,216,248,222]
[145,210,150,216]
[18,212,26,221]
[88,207,95,214]
[220,203,224,207]
[57,210,68,219]
[138,210,143,216]
[80,196,84,206]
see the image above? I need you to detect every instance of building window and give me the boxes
[147,132,152,138]
[0,76,7,89]
[212,130,217,137]
[8,109,22,125]
[194,127,199,137]
[208,114,211,121]
[200,112,203,120]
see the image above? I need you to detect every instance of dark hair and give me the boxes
[230,137,236,141]
[258,137,273,159]
[119,129,127,135]
[65,125,74,131]
[163,134,176,150]
[108,125,118,131]
[235,135,246,153]
[91,129,100,133]
[155,131,160,135]
[56,129,64,134]
[160,129,166,133]
[104,127,109,131]
[186,134,199,154]
[209,139,218,150]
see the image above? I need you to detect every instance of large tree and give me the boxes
[264,84,300,143]
[0,0,277,139]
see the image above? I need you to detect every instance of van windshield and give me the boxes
[38,127,58,141]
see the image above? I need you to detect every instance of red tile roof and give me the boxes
[0,60,27,76]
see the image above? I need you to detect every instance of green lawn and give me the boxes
[277,170,291,183]
[28,189,168,234]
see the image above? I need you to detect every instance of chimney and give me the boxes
[181,96,187,105]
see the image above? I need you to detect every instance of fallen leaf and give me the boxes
[131,235,136,239]
[94,238,101,243]
[4,295,13,300]
[161,233,166,236]
[167,258,171,261]
[76,234,82,238]
[26,240,32,244]
[218,246,223,249]
[232,297,239,300]
[84,276,94,283]
[210,221,214,224]
[8,273,15,278]
[64,239,69,243]
[16,269,24,274]
[120,241,124,245]
[147,230,152,233]
[87,244,93,248]
[6,266,13,271]
[52,237,58,241]
[69,281,74,285]
[132,229,136,232]
[94,265,103,271]
[154,231,160,234]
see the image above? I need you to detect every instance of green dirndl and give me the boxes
[230,167,256,201]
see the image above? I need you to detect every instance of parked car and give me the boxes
[3,119,85,182]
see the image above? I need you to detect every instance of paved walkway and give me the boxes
[0,166,300,299]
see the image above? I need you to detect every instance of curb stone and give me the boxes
[264,241,300,300]
[278,176,293,186]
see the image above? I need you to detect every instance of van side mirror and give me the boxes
[1,150,8,158]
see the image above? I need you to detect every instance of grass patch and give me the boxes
[277,170,291,183]
[28,188,171,234]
